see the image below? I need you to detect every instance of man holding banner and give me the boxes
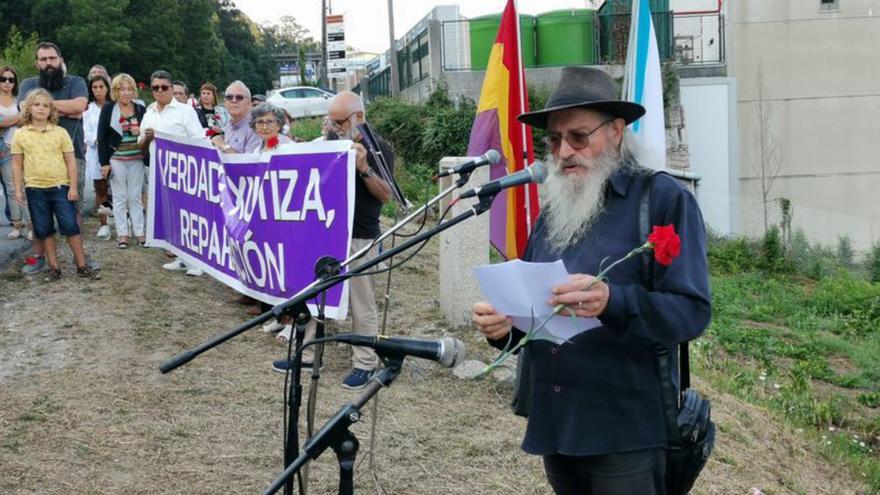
[272,91,393,391]
[139,69,209,277]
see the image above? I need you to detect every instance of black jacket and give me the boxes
[97,101,147,166]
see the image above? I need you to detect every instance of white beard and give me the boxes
[539,149,622,254]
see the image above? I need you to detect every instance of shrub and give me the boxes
[420,100,476,170]
[367,97,428,166]
[292,117,323,141]
[760,225,791,273]
[707,236,760,274]
[808,272,880,319]
[868,242,880,283]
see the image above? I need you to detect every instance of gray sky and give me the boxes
[235,1,600,53]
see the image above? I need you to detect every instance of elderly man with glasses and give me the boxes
[271,91,394,391]
[471,67,712,494]
[139,69,207,276]
[209,81,261,155]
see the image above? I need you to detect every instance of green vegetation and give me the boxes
[0,1,318,94]
[703,236,880,491]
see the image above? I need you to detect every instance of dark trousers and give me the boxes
[543,448,666,495]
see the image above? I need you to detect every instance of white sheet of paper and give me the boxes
[474,259,602,341]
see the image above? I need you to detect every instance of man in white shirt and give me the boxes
[139,70,205,146]
[139,69,207,276]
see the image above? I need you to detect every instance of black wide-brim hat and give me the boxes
[518,66,646,129]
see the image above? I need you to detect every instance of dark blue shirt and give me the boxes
[18,75,88,159]
[492,167,711,456]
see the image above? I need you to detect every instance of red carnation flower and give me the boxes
[647,225,682,266]
[25,256,39,266]
[138,81,146,90]
[119,117,126,123]
[266,136,279,149]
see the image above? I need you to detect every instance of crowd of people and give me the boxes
[0,41,396,390]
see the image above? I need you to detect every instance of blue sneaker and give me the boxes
[22,255,47,275]
[341,368,374,390]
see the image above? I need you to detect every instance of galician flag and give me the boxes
[466,0,539,260]
[622,0,667,169]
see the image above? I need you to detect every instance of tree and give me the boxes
[752,60,782,234]
[0,26,40,80]
[56,0,131,76]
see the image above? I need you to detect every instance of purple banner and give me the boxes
[146,133,355,319]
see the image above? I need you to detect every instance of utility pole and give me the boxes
[321,0,329,88]
[387,0,399,97]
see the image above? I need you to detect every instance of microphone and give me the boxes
[459,161,547,200]
[436,149,501,178]
[332,334,466,368]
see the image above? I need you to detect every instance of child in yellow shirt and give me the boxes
[11,88,100,281]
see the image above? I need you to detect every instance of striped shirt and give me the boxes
[113,114,143,160]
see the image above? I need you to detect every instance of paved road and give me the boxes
[0,184,96,271]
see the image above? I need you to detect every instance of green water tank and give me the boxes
[535,9,597,66]
[469,14,536,70]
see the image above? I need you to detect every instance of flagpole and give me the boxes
[511,0,534,233]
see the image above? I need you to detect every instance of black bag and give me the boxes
[640,172,716,495]
[666,389,716,495]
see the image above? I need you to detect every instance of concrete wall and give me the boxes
[438,158,490,327]
[729,0,880,248]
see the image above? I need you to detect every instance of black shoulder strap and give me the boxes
[639,172,685,444]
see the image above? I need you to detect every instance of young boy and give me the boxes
[11,88,100,281]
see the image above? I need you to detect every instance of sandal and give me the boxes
[117,239,129,249]
[137,238,147,247]
[275,325,292,343]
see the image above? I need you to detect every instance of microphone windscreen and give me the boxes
[530,161,548,184]
[485,149,501,164]
[438,337,467,368]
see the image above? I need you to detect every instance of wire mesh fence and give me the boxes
[702,193,879,282]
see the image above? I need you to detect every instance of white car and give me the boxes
[266,86,335,119]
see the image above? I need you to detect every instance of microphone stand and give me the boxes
[158,169,479,375]
[160,174,497,494]
[263,353,405,495]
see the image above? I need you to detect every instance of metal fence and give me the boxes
[672,13,725,65]
[440,19,474,72]
[440,11,724,71]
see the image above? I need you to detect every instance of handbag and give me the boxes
[639,172,716,495]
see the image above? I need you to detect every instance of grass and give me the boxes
[698,268,880,492]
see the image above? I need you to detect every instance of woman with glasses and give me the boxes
[97,73,147,249]
[0,65,29,239]
[249,103,291,153]
[84,74,113,240]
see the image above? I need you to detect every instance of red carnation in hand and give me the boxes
[266,136,279,149]
[647,225,681,266]
[119,117,126,123]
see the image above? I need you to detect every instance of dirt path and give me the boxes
[0,219,867,494]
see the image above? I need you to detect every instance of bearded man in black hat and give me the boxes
[472,67,711,494]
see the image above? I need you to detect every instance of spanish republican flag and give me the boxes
[466,0,539,260]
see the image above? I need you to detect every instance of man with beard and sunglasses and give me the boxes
[471,67,711,495]
[17,42,96,275]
